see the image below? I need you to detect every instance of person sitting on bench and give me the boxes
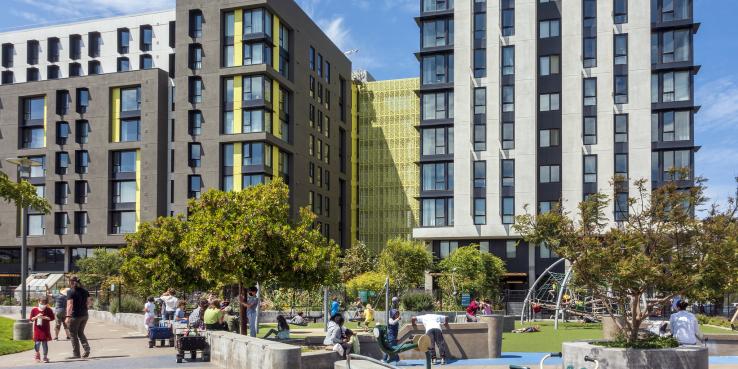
[289,312,308,326]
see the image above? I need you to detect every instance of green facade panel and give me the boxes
[356,78,420,253]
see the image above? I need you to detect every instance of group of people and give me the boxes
[30,276,91,363]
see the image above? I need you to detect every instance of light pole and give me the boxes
[6,157,40,340]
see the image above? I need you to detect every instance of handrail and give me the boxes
[347,353,398,369]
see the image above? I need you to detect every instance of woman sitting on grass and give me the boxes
[263,315,290,340]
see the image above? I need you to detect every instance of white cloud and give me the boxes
[696,76,738,133]
[16,0,174,24]
[320,17,350,50]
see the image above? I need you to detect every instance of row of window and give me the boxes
[26,210,134,236]
[0,54,156,84]
[308,191,331,218]
[21,150,137,180]
[308,163,330,190]
[437,240,558,260]
[308,135,331,164]
[308,46,331,82]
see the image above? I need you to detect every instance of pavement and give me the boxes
[2,315,214,369]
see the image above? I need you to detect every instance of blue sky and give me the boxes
[1,0,736,209]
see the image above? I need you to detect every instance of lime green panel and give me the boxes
[356,78,420,254]
[234,11,243,67]
[111,88,121,142]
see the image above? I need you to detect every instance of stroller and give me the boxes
[174,322,210,363]
[148,319,174,348]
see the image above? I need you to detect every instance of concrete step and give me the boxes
[334,359,394,369]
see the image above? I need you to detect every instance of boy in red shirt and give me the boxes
[30,296,55,363]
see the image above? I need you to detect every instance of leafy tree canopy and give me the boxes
[340,240,377,282]
[76,249,123,291]
[378,238,433,291]
[0,172,50,213]
[438,245,507,302]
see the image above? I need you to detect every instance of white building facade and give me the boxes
[413,0,698,290]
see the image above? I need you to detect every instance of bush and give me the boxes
[401,291,434,312]
[596,335,679,349]
[696,314,731,328]
[110,295,144,314]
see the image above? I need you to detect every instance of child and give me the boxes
[362,304,375,332]
[174,301,187,323]
[263,315,290,340]
[345,328,360,355]
[143,297,156,328]
[30,297,55,363]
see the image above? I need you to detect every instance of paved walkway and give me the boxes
[2,315,214,369]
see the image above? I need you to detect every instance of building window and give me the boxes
[55,182,68,205]
[653,71,691,103]
[244,8,273,36]
[188,175,202,199]
[474,49,486,78]
[614,75,628,104]
[615,114,628,143]
[661,111,690,141]
[422,91,454,120]
[614,0,628,23]
[75,180,88,204]
[69,63,81,77]
[505,240,516,258]
[663,150,691,180]
[583,117,597,145]
[659,0,691,22]
[243,42,272,66]
[326,61,331,83]
[502,46,514,75]
[473,161,486,189]
[421,54,453,85]
[47,37,60,62]
[88,32,101,58]
[423,0,453,12]
[26,68,39,82]
[501,1,514,36]
[120,118,140,142]
[118,28,130,53]
[27,156,46,178]
[309,46,315,70]
[181,11,199,40]
[317,53,323,77]
[113,150,137,174]
[117,57,130,72]
[243,142,272,166]
[539,19,560,39]
[474,12,485,41]
[111,211,136,234]
[56,152,69,175]
[76,120,89,144]
[582,78,597,106]
[223,12,235,67]
[56,121,69,145]
[54,212,69,235]
[74,211,88,235]
[421,198,453,227]
[539,201,557,214]
[188,143,202,167]
[502,197,514,224]
[27,214,45,236]
[584,155,597,183]
[21,125,44,149]
[140,25,153,51]
[2,43,13,68]
[190,77,203,103]
[278,24,290,78]
[653,29,691,64]
[113,181,136,204]
[615,193,629,221]
[88,60,101,75]
[473,124,486,152]
[439,241,459,258]
[27,40,39,64]
[501,122,514,150]
[140,54,153,69]
[421,127,453,156]
[47,65,60,80]
[539,93,560,112]
[539,129,559,148]
[75,150,89,174]
[76,88,90,114]
[190,44,203,70]
[422,162,453,191]
[69,34,82,60]
[539,165,560,183]
[474,198,486,225]
[615,153,628,179]
[189,110,203,135]
[501,159,514,187]
[502,85,514,112]
[614,34,628,65]
[539,55,559,76]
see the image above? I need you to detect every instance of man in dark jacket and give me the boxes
[65,276,91,358]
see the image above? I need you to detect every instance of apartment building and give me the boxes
[0,0,352,279]
[355,76,420,253]
[412,0,698,290]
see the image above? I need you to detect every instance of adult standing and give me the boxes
[240,286,260,337]
[670,300,703,345]
[65,276,91,359]
[412,313,450,365]
[160,289,179,321]
[52,288,70,340]
[330,295,340,318]
[143,297,156,329]
[383,308,401,364]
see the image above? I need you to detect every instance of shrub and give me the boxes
[110,295,144,314]
[596,335,678,349]
[696,314,731,328]
[401,291,435,312]
[346,272,388,307]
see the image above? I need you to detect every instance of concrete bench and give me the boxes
[334,359,391,369]
[207,330,302,369]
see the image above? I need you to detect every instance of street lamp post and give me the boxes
[6,157,41,341]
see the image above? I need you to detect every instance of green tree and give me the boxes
[120,215,210,299]
[182,179,340,292]
[438,245,507,303]
[76,249,124,305]
[345,272,389,302]
[378,238,433,292]
[514,177,738,343]
[340,240,377,282]
[0,171,50,214]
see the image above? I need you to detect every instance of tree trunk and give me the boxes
[629,294,641,343]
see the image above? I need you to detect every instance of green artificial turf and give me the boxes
[0,317,34,356]
[700,324,738,335]
[502,320,603,353]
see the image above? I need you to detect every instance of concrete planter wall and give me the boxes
[562,341,708,369]
[206,331,302,369]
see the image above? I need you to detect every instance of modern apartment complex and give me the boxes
[355,76,420,253]
[0,0,352,279]
[412,0,698,290]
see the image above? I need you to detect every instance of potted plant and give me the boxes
[513,176,738,369]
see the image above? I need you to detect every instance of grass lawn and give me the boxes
[502,321,603,352]
[700,324,738,335]
[0,317,34,356]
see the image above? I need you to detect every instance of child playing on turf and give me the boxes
[362,304,375,332]
[30,296,55,363]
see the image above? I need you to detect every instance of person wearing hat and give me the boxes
[65,276,91,358]
[52,287,70,340]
